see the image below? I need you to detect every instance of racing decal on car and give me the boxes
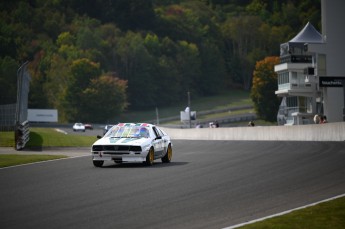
[109,138,122,143]
[121,138,139,143]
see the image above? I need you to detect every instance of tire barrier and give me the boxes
[15,120,30,150]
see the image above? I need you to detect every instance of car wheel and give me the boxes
[162,144,172,163]
[93,160,104,167]
[145,147,154,166]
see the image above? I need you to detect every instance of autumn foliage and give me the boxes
[251,56,280,122]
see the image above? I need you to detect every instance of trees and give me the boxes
[63,58,101,122]
[0,0,321,122]
[250,56,280,122]
[0,57,18,104]
[80,74,127,123]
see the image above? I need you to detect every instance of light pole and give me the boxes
[188,91,191,128]
[156,107,159,125]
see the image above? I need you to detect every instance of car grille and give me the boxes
[92,145,142,152]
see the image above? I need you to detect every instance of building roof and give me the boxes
[289,22,323,44]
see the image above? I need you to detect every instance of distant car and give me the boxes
[91,123,173,167]
[103,124,114,135]
[84,123,93,130]
[73,123,85,132]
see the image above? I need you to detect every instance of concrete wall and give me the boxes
[160,122,345,141]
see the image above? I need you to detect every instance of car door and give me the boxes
[152,127,164,157]
[157,127,169,153]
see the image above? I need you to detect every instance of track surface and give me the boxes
[1,140,345,229]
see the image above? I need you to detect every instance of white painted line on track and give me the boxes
[223,193,345,229]
[0,155,89,170]
[55,128,68,134]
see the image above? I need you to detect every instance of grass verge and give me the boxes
[0,154,67,168]
[26,128,95,147]
[0,128,92,167]
[1,128,95,147]
[238,196,345,229]
[0,131,14,147]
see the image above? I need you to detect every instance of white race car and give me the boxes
[73,123,85,132]
[91,123,173,167]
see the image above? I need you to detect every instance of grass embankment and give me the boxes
[0,127,95,148]
[0,127,95,168]
[117,89,253,123]
[26,127,95,147]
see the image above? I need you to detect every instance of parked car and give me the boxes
[73,123,85,132]
[91,123,173,167]
[103,124,114,135]
[84,123,93,130]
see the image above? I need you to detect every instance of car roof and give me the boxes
[116,123,154,128]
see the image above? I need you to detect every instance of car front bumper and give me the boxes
[92,150,148,162]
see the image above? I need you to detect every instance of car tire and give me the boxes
[145,147,154,166]
[162,144,172,163]
[93,160,104,167]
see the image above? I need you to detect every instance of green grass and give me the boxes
[26,128,95,147]
[198,109,254,120]
[0,131,15,147]
[239,196,345,229]
[116,89,252,123]
[0,154,67,168]
[0,128,93,167]
[0,128,96,147]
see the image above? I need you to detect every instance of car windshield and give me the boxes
[105,125,150,138]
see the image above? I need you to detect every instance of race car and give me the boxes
[91,123,172,167]
[72,123,85,132]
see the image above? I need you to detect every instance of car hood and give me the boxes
[93,137,150,146]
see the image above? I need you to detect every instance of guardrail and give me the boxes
[15,120,30,150]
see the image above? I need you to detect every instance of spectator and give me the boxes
[196,123,203,128]
[320,115,328,124]
[248,121,255,127]
[313,114,321,124]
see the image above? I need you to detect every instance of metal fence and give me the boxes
[0,62,31,149]
[0,103,16,131]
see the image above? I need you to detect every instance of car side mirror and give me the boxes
[97,135,102,139]
[155,136,162,140]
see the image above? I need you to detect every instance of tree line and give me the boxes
[0,0,320,123]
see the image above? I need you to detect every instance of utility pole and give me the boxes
[156,107,159,125]
[188,91,191,128]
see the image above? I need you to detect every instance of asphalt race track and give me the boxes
[1,140,345,229]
